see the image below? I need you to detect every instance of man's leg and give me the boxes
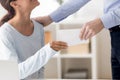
[111,50,120,79]
[110,29,120,79]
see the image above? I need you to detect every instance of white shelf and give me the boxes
[60,53,93,58]
[52,53,60,58]
[53,52,93,58]
[45,23,97,79]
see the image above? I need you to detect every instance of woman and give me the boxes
[0,0,68,80]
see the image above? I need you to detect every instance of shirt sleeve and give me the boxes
[50,0,90,22]
[0,33,18,61]
[0,35,57,79]
[100,7,120,29]
[19,43,57,79]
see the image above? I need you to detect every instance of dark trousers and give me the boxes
[110,26,120,79]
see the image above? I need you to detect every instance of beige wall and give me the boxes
[94,0,112,78]
[97,29,112,79]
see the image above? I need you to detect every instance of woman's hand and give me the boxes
[50,41,68,51]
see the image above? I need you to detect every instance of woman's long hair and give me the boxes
[0,0,15,26]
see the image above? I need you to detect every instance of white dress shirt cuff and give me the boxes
[101,13,115,29]
[101,9,120,29]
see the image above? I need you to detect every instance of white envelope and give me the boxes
[56,29,89,46]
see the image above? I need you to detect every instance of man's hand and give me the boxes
[50,41,68,51]
[35,15,53,26]
[80,18,104,40]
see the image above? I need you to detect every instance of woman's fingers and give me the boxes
[50,41,68,51]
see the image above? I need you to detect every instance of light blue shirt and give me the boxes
[0,20,57,80]
[50,0,120,29]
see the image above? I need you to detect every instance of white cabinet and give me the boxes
[44,23,97,79]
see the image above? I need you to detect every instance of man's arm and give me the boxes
[101,7,120,29]
[80,7,120,40]
[35,0,90,26]
[50,0,90,22]
[35,15,53,26]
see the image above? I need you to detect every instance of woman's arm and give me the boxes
[0,35,67,79]
[19,43,64,79]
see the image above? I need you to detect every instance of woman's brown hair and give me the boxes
[0,0,15,26]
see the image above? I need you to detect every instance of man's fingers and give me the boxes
[80,26,86,40]
[83,29,89,40]
[85,31,92,40]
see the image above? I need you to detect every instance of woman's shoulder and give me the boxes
[0,23,13,40]
[32,19,43,28]
[31,19,44,33]
[0,23,11,34]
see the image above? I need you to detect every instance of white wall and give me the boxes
[31,0,60,17]
[93,0,112,79]
[97,29,111,79]
[0,5,7,18]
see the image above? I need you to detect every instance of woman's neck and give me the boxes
[9,12,32,26]
[8,12,34,36]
